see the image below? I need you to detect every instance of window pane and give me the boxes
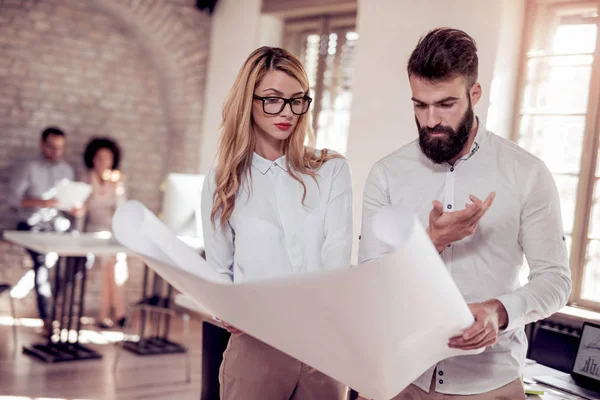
[552,24,597,55]
[302,34,320,89]
[518,116,585,175]
[315,30,357,154]
[522,55,593,114]
[582,239,600,302]
[588,180,600,239]
[554,175,579,235]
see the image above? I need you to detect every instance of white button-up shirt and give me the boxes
[8,156,74,224]
[359,121,571,395]
[202,152,353,284]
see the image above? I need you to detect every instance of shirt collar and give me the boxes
[458,116,487,162]
[251,152,288,175]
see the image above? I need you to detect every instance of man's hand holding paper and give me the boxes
[449,299,509,351]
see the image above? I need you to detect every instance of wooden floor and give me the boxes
[0,315,206,400]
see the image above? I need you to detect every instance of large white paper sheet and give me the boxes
[112,200,481,400]
[53,179,92,211]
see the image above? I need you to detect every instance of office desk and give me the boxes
[3,230,129,362]
[525,360,588,399]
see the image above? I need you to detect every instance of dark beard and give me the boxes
[417,104,474,164]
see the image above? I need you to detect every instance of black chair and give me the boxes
[0,283,18,351]
[528,322,580,373]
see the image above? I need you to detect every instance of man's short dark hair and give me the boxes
[407,28,479,88]
[41,127,66,141]
[83,137,122,170]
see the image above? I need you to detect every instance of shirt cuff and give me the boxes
[495,294,526,332]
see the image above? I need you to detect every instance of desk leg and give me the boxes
[162,284,173,340]
[67,258,77,339]
[59,258,72,341]
[23,256,102,363]
[75,256,87,343]
[47,257,63,342]
[123,266,186,356]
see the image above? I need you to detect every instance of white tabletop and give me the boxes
[525,360,570,379]
[3,231,129,256]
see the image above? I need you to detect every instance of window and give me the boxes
[514,0,600,310]
[283,14,358,154]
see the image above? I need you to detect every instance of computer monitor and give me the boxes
[572,322,600,389]
[534,322,600,398]
[161,173,205,244]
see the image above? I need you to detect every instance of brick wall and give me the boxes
[0,0,211,317]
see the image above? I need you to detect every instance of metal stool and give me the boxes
[113,301,192,383]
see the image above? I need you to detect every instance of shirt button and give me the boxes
[439,379,444,385]
[450,167,454,172]
[439,371,444,376]
[447,204,452,210]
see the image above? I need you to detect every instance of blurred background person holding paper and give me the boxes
[8,126,78,331]
[82,137,128,329]
[201,46,353,400]
[359,28,571,399]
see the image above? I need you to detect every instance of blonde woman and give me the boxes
[201,47,352,400]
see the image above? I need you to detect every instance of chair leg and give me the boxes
[113,305,136,376]
[183,312,191,383]
[9,293,18,353]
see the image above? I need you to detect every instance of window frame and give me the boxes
[512,0,600,311]
[282,13,357,143]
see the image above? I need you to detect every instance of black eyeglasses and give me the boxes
[253,94,313,115]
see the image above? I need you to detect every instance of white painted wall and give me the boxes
[486,0,526,139]
[199,0,283,173]
[345,0,524,262]
[258,15,284,48]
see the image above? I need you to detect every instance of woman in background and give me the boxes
[83,137,127,329]
[201,46,353,400]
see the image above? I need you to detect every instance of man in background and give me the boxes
[8,127,76,329]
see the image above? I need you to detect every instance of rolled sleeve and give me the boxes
[496,162,572,331]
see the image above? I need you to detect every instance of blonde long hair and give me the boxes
[211,46,341,227]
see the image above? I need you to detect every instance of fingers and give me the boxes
[462,317,486,340]
[451,330,497,350]
[449,327,487,347]
[462,192,496,223]
[470,193,495,225]
[483,192,496,211]
[222,322,243,335]
[431,200,444,217]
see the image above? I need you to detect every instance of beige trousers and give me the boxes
[391,374,525,400]
[219,334,347,400]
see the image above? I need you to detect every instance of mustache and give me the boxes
[420,125,456,136]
